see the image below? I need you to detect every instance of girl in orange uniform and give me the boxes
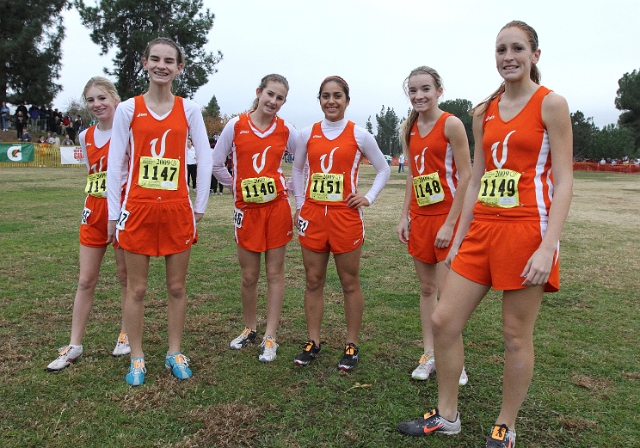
[46,77,129,372]
[107,38,212,386]
[212,74,298,362]
[397,21,573,447]
[396,66,472,384]
[291,76,390,370]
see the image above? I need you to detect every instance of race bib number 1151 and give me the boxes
[310,173,344,202]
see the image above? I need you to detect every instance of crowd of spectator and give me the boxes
[0,102,85,144]
[574,156,640,165]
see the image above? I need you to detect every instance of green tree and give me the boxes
[590,124,635,160]
[0,0,71,105]
[375,106,401,156]
[203,94,224,136]
[439,98,474,154]
[75,0,223,100]
[365,115,373,135]
[615,69,640,149]
[204,94,220,118]
[571,110,598,160]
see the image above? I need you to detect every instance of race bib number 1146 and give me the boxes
[241,177,276,203]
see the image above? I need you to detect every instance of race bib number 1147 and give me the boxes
[138,157,180,190]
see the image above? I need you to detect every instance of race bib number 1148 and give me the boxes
[412,172,444,206]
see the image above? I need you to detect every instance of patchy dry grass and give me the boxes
[0,167,638,447]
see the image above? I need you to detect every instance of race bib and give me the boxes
[138,157,180,190]
[241,176,277,203]
[309,173,344,202]
[478,169,521,208]
[233,208,244,229]
[81,207,91,225]
[85,171,107,197]
[116,209,130,230]
[297,215,309,236]
[412,172,445,206]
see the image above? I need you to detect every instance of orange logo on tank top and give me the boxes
[252,146,270,173]
[490,130,515,168]
[90,156,106,174]
[320,147,339,173]
[150,129,171,158]
[413,147,428,175]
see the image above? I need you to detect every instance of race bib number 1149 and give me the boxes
[478,169,521,208]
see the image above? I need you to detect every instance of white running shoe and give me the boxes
[411,353,469,385]
[230,327,257,349]
[459,366,469,386]
[411,353,436,380]
[46,345,83,372]
[112,333,131,357]
[258,335,278,362]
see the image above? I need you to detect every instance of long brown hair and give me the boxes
[317,76,350,101]
[250,74,290,111]
[143,37,185,66]
[399,66,443,155]
[470,20,541,116]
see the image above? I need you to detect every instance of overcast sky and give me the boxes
[55,0,640,130]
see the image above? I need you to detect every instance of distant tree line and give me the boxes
[366,99,474,157]
[570,68,640,161]
[0,0,71,105]
[3,0,639,157]
[1,0,222,106]
[367,68,640,161]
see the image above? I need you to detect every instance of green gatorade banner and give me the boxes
[0,143,35,162]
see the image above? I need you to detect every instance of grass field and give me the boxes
[0,167,638,447]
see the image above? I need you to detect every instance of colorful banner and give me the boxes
[60,146,86,165]
[0,143,35,162]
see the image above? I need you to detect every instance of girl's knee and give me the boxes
[419,277,438,298]
[166,281,186,299]
[77,275,99,292]
[431,307,462,340]
[502,327,533,353]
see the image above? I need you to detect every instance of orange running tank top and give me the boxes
[85,125,109,175]
[232,112,290,209]
[305,121,361,208]
[83,125,110,199]
[123,95,189,204]
[475,86,553,221]
[408,112,458,216]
